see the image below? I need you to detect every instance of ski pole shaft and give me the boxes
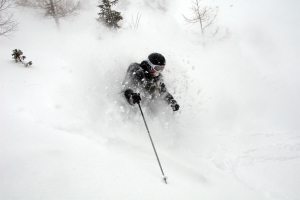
[137,103,167,184]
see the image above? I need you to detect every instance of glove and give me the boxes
[171,103,180,111]
[131,93,141,104]
[170,100,180,111]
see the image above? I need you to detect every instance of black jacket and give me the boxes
[123,61,176,106]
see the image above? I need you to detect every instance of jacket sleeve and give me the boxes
[158,78,177,106]
[123,64,145,105]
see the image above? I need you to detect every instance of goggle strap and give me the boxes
[146,59,155,69]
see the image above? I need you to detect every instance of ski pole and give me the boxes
[137,103,167,184]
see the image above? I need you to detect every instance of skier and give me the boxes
[122,53,180,112]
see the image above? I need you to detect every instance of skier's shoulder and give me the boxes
[127,62,142,72]
[127,63,145,79]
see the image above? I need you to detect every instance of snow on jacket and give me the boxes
[122,61,176,106]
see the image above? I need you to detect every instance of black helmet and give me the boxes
[148,53,166,66]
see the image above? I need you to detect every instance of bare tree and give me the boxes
[183,0,229,42]
[0,0,18,37]
[14,0,81,29]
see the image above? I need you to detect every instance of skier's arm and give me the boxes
[124,64,144,105]
[159,82,180,111]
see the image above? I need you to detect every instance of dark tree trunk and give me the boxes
[49,0,60,29]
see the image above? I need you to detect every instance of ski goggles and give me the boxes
[147,59,165,72]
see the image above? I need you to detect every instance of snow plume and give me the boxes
[1,0,300,199]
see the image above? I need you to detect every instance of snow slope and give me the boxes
[1,0,300,199]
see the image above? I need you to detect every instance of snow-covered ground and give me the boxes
[1,0,300,199]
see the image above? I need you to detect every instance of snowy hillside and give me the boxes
[1,0,300,199]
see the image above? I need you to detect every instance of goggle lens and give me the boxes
[147,59,165,73]
[154,65,165,71]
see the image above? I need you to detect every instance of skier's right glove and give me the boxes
[170,99,180,111]
[131,93,141,104]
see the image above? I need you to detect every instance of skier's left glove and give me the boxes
[131,93,141,104]
[170,100,180,111]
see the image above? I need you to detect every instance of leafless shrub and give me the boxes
[14,0,81,30]
[183,0,230,43]
[130,12,141,31]
[0,0,18,37]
